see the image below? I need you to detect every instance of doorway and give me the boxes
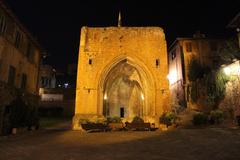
[120,107,124,118]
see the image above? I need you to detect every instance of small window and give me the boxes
[88,59,92,65]
[186,42,192,52]
[14,31,22,48]
[26,42,35,63]
[0,15,7,34]
[7,65,16,86]
[120,107,124,118]
[21,73,27,89]
[26,42,32,57]
[41,76,45,86]
[171,49,176,60]
[4,106,10,115]
[0,59,2,71]
[156,59,160,67]
[187,85,190,102]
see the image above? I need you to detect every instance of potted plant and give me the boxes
[159,112,178,130]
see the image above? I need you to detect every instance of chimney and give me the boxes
[193,31,206,38]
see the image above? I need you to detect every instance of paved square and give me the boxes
[1,127,240,160]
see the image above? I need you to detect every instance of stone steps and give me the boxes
[177,108,198,126]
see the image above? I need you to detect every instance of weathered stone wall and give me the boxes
[74,27,170,129]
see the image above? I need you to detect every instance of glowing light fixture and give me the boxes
[167,69,177,85]
[104,93,108,100]
[64,83,69,88]
[223,66,231,75]
[141,93,144,100]
[223,61,240,76]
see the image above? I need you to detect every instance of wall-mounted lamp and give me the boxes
[167,70,177,85]
[104,93,108,100]
[141,93,144,100]
[223,61,240,76]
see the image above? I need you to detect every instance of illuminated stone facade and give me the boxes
[73,27,170,129]
[168,34,224,110]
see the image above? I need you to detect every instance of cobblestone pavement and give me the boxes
[1,126,240,160]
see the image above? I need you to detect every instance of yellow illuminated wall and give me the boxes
[73,27,170,130]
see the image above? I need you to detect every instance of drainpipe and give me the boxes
[35,51,42,106]
[237,28,240,48]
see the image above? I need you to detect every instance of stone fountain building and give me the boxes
[73,24,170,129]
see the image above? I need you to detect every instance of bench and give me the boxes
[81,123,111,132]
[125,122,152,131]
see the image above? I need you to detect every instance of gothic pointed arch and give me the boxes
[97,55,156,120]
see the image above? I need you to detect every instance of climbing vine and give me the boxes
[204,70,229,109]
[188,57,229,109]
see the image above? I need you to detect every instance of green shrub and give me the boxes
[107,117,122,123]
[209,110,224,124]
[9,97,28,128]
[96,118,107,124]
[79,119,90,124]
[79,117,108,126]
[188,57,205,81]
[25,106,39,130]
[159,112,178,127]
[8,96,39,129]
[192,112,208,125]
[132,116,144,124]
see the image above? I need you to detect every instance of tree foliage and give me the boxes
[188,57,229,109]
[188,57,210,81]
[204,70,229,108]
[218,38,240,64]
[188,58,203,81]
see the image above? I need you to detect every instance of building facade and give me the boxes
[39,65,56,89]
[0,2,42,134]
[73,26,170,130]
[168,34,224,110]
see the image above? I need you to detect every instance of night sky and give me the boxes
[5,0,240,70]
